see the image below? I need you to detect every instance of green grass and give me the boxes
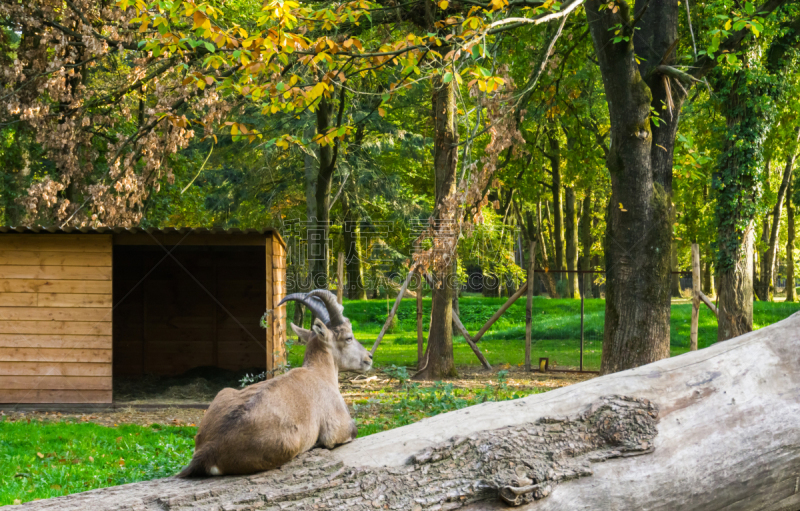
[351,371,543,437]
[285,296,800,371]
[0,420,195,506]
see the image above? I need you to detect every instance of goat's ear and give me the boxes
[290,323,313,345]
[311,318,332,344]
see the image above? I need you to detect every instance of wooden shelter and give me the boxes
[0,226,287,404]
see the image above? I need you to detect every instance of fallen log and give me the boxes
[20,312,800,511]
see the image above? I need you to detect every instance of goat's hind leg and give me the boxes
[318,417,357,449]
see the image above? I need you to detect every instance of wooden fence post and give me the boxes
[526,241,536,371]
[337,252,345,305]
[691,243,701,351]
[416,269,424,367]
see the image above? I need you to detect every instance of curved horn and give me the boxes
[277,293,331,325]
[305,289,346,327]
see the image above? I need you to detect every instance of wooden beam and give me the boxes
[451,312,492,370]
[698,291,718,317]
[370,269,416,356]
[471,281,528,344]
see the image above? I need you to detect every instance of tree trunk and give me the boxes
[542,200,559,297]
[311,96,335,289]
[295,129,319,326]
[756,214,770,301]
[714,27,800,329]
[22,315,800,511]
[545,131,565,282]
[717,223,755,341]
[788,183,796,302]
[713,67,770,340]
[565,186,580,299]
[342,198,367,300]
[702,245,715,298]
[533,207,558,298]
[416,74,458,380]
[764,148,798,302]
[671,240,681,297]
[586,0,673,374]
[580,192,593,299]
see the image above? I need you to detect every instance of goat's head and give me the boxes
[279,290,372,373]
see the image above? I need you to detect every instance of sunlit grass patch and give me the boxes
[0,420,195,506]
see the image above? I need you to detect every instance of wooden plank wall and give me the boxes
[113,245,267,377]
[269,235,287,373]
[0,235,113,403]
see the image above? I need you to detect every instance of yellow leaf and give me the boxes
[438,0,449,8]
[192,11,205,29]
[724,19,731,30]
[37,452,44,459]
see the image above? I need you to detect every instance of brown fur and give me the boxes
[177,318,371,477]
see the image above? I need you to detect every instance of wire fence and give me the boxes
[287,268,800,374]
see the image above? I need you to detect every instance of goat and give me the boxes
[177,290,372,477]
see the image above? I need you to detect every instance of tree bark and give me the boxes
[756,214,770,301]
[713,67,766,340]
[294,127,319,326]
[311,97,334,289]
[702,245,715,298]
[22,315,800,511]
[580,192,593,299]
[586,0,673,374]
[416,74,459,380]
[544,131,565,283]
[532,206,558,298]
[564,186,580,299]
[342,198,367,300]
[717,223,755,341]
[788,183,797,302]
[763,155,795,302]
[671,240,681,297]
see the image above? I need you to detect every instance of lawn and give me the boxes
[0,421,195,506]
[285,295,800,371]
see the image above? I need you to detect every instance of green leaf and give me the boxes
[443,72,453,83]
[203,42,215,53]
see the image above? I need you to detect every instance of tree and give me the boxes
[584,0,789,371]
[714,15,800,340]
[787,181,797,301]
[416,74,459,379]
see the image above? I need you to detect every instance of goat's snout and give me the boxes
[362,351,373,369]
